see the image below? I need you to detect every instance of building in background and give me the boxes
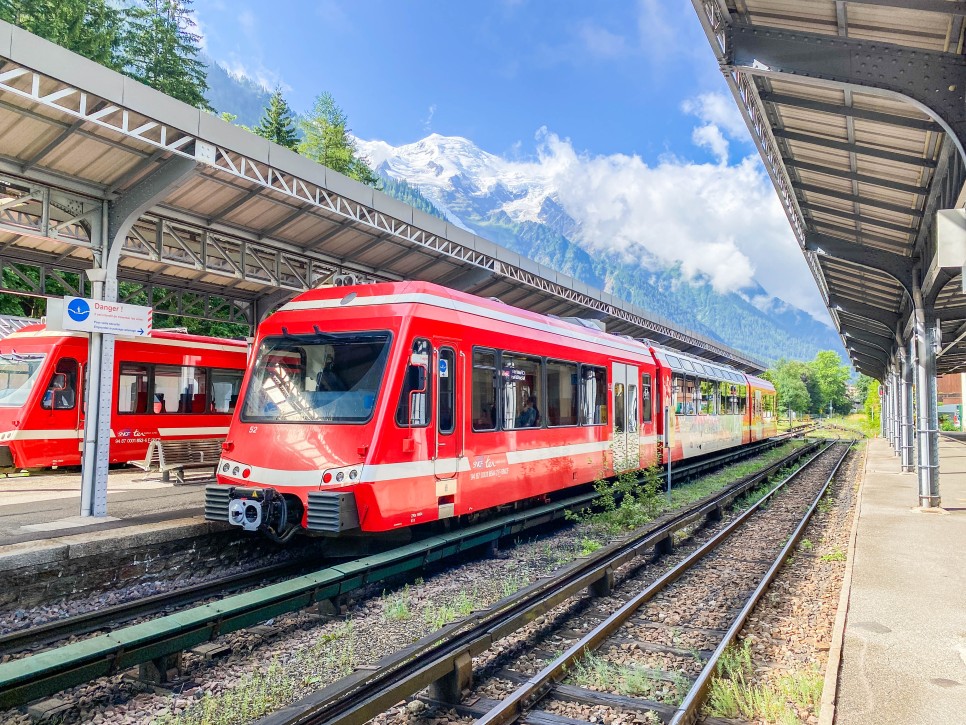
[937,374,965,431]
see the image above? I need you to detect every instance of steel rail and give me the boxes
[0,559,316,656]
[0,437,810,709]
[257,441,821,725]
[0,435,801,661]
[471,442,840,725]
[670,442,852,724]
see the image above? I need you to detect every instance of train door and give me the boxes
[640,371,655,465]
[433,344,461,518]
[752,389,763,440]
[40,356,83,465]
[611,362,640,471]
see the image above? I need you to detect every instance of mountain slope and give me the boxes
[359,134,843,363]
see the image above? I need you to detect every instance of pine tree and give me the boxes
[253,87,299,149]
[0,0,125,69]
[124,0,211,110]
[298,92,379,186]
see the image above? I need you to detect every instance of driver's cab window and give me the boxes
[395,339,431,427]
[42,358,78,411]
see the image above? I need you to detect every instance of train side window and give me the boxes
[579,365,607,426]
[546,359,578,426]
[628,383,638,433]
[738,384,748,415]
[672,374,685,414]
[472,348,498,431]
[503,352,543,430]
[700,380,715,415]
[438,347,455,435]
[614,382,625,433]
[179,367,207,414]
[211,369,244,414]
[41,358,78,410]
[118,363,149,414]
[641,373,652,423]
[395,339,431,428]
[683,376,697,416]
[153,365,182,413]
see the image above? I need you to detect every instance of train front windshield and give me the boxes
[242,332,391,424]
[0,352,47,407]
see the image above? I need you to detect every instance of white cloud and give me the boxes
[222,58,289,93]
[577,23,629,59]
[682,92,748,140]
[514,130,827,321]
[691,124,729,164]
[422,104,437,132]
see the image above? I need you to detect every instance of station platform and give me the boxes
[0,468,208,548]
[828,437,966,724]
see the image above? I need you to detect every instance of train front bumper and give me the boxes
[204,484,360,534]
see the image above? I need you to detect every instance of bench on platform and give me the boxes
[130,438,223,485]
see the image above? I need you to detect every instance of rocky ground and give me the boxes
[1,442,861,725]
[699,443,863,724]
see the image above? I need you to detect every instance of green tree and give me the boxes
[808,350,851,415]
[763,358,812,421]
[298,92,379,186]
[124,0,211,110]
[253,87,299,149]
[858,374,881,426]
[0,0,126,68]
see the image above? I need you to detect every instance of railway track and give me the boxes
[0,437,812,710]
[258,441,849,725]
[0,435,800,661]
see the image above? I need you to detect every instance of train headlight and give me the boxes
[335,471,345,482]
[232,466,240,476]
[349,468,358,480]
[222,463,230,473]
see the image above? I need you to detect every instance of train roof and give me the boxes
[4,324,248,348]
[278,280,659,361]
[649,346,747,384]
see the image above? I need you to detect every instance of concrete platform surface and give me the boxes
[834,437,966,723]
[0,468,206,547]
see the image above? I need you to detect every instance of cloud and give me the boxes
[222,58,289,93]
[691,124,729,164]
[682,92,748,140]
[577,23,629,59]
[422,104,437,132]
[509,129,826,322]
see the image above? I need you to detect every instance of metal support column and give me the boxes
[79,157,197,517]
[884,380,894,449]
[892,366,901,454]
[900,347,915,473]
[913,271,941,508]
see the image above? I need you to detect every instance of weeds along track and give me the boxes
[256,441,849,725]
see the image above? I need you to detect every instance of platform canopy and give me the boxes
[0,21,764,372]
[691,0,966,379]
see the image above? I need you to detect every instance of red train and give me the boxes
[206,281,777,541]
[0,325,247,470]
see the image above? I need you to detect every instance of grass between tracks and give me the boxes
[568,439,808,547]
[706,641,823,725]
[158,441,808,725]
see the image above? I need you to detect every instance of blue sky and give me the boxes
[197,1,735,162]
[195,1,829,324]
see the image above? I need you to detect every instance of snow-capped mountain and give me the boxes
[357,134,843,363]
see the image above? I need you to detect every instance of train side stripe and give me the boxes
[0,429,83,441]
[157,427,230,437]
